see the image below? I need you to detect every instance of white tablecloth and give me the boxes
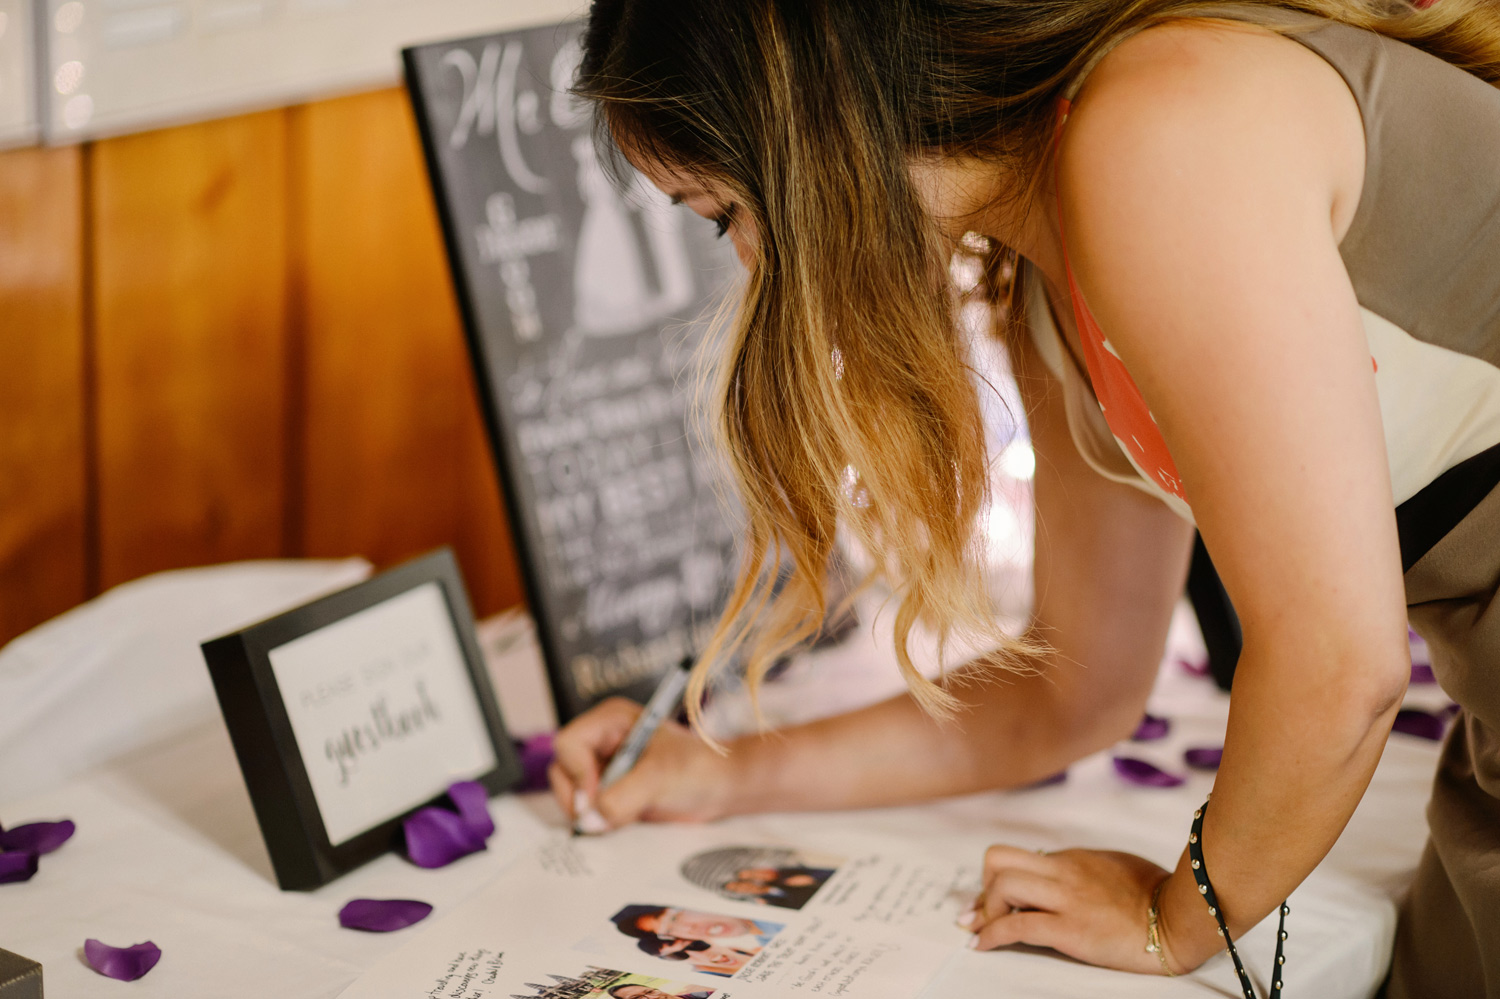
[0,568,1446,998]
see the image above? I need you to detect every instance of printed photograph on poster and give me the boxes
[602,905,784,977]
[679,847,843,911]
[510,965,721,999]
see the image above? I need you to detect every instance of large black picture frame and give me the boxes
[202,548,522,891]
[403,24,744,723]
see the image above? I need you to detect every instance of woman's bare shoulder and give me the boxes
[1077,15,1346,111]
[1059,15,1365,241]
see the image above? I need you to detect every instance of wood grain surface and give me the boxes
[0,92,525,650]
[0,146,88,646]
[91,111,291,589]
[292,89,519,612]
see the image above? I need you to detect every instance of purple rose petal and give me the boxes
[1112,756,1186,788]
[338,898,434,932]
[1176,656,1211,678]
[0,850,39,884]
[446,781,495,840]
[83,939,162,982]
[516,733,555,793]
[1410,663,1436,685]
[1392,708,1449,741]
[1184,746,1224,771]
[403,806,487,869]
[1132,714,1171,742]
[0,819,75,856]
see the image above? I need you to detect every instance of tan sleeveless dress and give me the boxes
[1027,8,1500,996]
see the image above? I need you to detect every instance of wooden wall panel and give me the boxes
[91,111,290,589]
[0,146,87,647]
[293,89,521,615]
[2,90,524,642]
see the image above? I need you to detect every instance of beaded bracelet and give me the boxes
[1188,799,1288,999]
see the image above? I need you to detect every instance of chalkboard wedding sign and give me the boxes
[404,23,743,721]
[202,549,521,890]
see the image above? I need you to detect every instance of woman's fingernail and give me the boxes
[967,934,980,950]
[573,789,590,818]
[957,909,977,929]
[576,808,610,836]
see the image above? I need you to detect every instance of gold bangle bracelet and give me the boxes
[1146,877,1178,977]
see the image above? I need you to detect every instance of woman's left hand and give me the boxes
[960,845,1174,974]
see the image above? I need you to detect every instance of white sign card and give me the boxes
[203,547,521,890]
[269,581,499,846]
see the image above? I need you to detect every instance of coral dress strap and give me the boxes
[1050,99,1189,504]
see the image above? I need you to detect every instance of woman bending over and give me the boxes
[550,1,1500,994]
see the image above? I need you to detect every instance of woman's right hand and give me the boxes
[548,697,741,832]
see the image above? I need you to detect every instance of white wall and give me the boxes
[0,0,37,146]
[25,0,581,143]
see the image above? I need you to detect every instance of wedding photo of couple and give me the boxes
[679,846,842,912]
[609,905,784,978]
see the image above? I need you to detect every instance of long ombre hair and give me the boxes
[575,0,1500,730]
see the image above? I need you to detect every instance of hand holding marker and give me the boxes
[573,659,692,835]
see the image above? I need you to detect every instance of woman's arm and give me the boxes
[549,325,1195,828]
[970,20,1411,972]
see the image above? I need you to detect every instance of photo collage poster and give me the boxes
[338,819,980,999]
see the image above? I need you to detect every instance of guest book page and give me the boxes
[337,822,978,999]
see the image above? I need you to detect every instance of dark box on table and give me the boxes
[0,948,41,999]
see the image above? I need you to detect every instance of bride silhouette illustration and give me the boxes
[571,134,695,337]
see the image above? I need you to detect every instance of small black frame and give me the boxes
[202,548,522,891]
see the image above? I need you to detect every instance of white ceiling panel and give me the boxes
[0,0,38,147]
[36,0,582,143]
